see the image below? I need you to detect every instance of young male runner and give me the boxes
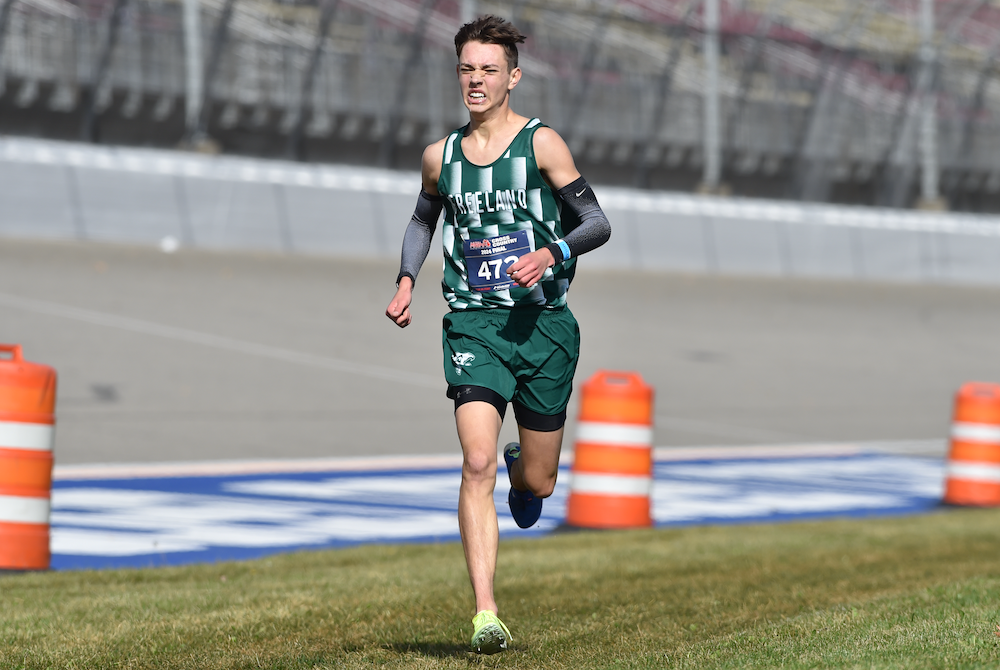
[385,15,611,655]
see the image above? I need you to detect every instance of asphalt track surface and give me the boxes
[4,237,1000,466]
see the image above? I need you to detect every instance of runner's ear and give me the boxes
[507,67,521,90]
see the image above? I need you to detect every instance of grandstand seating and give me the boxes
[3,0,1000,209]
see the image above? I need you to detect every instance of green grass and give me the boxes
[3,509,1000,669]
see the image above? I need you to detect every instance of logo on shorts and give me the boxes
[452,352,475,375]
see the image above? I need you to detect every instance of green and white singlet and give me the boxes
[437,118,577,310]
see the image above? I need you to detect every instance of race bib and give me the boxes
[464,230,533,292]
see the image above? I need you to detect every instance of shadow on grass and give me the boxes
[379,641,471,659]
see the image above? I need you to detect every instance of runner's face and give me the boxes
[457,41,520,113]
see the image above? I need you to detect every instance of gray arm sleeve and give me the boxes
[396,189,444,287]
[545,176,612,264]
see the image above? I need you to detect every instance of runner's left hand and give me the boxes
[506,248,555,288]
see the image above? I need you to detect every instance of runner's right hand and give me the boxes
[386,279,414,328]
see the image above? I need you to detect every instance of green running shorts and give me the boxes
[442,306,581,417]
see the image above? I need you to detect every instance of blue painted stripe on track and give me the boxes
[49,452,946,571]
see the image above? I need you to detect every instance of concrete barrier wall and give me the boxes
[3,136,1000,286]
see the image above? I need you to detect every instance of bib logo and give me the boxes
[452,352,476,375]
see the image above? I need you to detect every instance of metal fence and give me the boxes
[3,0,1000,208]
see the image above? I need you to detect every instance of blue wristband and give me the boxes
[555,239,571,261]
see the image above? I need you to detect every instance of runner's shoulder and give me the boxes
[531,126,579,189]
[421,138,448,192]
[531,125,568,151]
[531,126,574,164]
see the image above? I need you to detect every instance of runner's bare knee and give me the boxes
[519,459,558,497]
[462,448,498,487]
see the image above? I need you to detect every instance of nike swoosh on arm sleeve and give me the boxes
[544,177,611,263]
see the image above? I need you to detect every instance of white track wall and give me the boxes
[2,137,1000,286]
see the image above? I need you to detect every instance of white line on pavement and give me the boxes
[0,292,441,390]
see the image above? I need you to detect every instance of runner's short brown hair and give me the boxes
[454,15,526,71]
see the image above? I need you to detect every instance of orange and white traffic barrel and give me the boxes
[943,382,1000,506]
[565,370,654,529]
[0,344,57,570]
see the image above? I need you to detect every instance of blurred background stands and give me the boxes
[3,0,1000,210]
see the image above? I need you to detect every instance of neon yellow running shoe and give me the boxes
[470,610,512,654]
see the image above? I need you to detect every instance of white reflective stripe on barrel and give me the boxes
[951,422,1000,445]
[0,421,54,452]
[946,461,1000,483]
[569,472,652,497]
[0,495,51,524]
[575,421,652,448]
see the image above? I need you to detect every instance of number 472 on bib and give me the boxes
[464,230,533,293]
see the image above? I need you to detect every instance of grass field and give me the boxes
[3,508,1000,669]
